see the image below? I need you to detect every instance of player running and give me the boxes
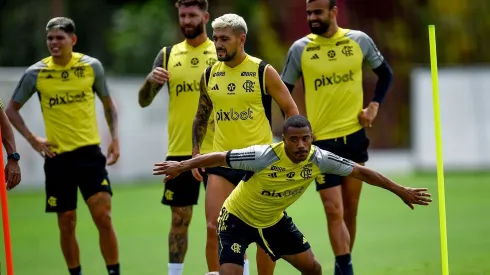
[281,0,394,273]
[154,115,432,275]
[191,13,299,275]
[138,1,216,274]
[6,17,121,275]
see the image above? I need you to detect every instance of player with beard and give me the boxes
[280,1,394,274]
[191,14,299,275]
[138,1,216,275]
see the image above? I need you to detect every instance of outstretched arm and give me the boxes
[191,73,213,156]
[154,145,269,181]
[319,150,432,209]
[265,65,299,118]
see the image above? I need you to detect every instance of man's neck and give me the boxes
[186,32,208,48]
[321,23,339,38]
[284,148,302,164]
[224,50,246,68]
[52,53,72,67]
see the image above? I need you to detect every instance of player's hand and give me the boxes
[5,159,21,190]
[396,187,432,210]
[358,102,379,128]
[107,138,120,166]
[191,154,204,182]
[148,67,169,85]
[153,161,183,182]
[28,135,57,158]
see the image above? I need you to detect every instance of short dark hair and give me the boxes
[175,0,208,11]
[307,0,336,9]
[283,115,312,133]
[46,17,76,34]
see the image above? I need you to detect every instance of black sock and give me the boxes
[107,263,120,275]
[68,266,81,275]
[334,254,353,275]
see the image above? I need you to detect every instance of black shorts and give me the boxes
[161,156,208,207]
[44,145,112,213]
[217,207,310,265]
[206,166,248,186]
[314,128,370,190]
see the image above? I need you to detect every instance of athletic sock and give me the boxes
[243,259,250,275]
[107,263,120,275]
[334,254,353,275]
[68,266,82,275]
[168,263,183,275]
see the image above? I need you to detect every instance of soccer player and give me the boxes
[280,0,395,273]
[0,98,22,190]
[138,1,216,274]
[154,115,432,275]
[191,13,299,275]
[6,17,121,275]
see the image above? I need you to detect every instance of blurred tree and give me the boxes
[0,0,50,66]
[108,0,178,74]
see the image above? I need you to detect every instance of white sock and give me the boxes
[243,259,250,275]
[168,263,183,275]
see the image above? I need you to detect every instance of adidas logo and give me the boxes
[174,62,182,67]
[45,74,53,79]
[311,54,319,60]
[211,84,219,90]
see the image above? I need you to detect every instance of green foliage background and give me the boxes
[0,0,488,149]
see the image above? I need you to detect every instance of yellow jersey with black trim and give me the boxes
[205,55,273,152]
[152,39,217,156]
[12,52,109,154]
[281,28,385,140]
[223,142,355,228]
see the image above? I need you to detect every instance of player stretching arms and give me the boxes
[138,1,215,274]
[281,0,394,274]
[155,115,431,275]
[6,17,121,275]
[191,14,299,275]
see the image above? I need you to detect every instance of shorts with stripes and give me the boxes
[217,207,310,265]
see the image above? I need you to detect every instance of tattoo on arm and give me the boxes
[103,98,119,139]
[192,74,213,155]
[138,80,163,107]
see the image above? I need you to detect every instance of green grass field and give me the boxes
[1,172,489,275]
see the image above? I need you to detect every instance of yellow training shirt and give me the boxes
[223,142,354,228]
[12,52,109,154]
[153,39,217,156]
[205,55,273,152]
[281,28,385,140]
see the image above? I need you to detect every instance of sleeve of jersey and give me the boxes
[225,145,274,172]
[358,32,385,69]
[11,67,38,105]
[280,41,303,86]
[315,148,355,176]
[90,58,110,98]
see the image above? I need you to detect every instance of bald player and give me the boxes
[281,0,394,274]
